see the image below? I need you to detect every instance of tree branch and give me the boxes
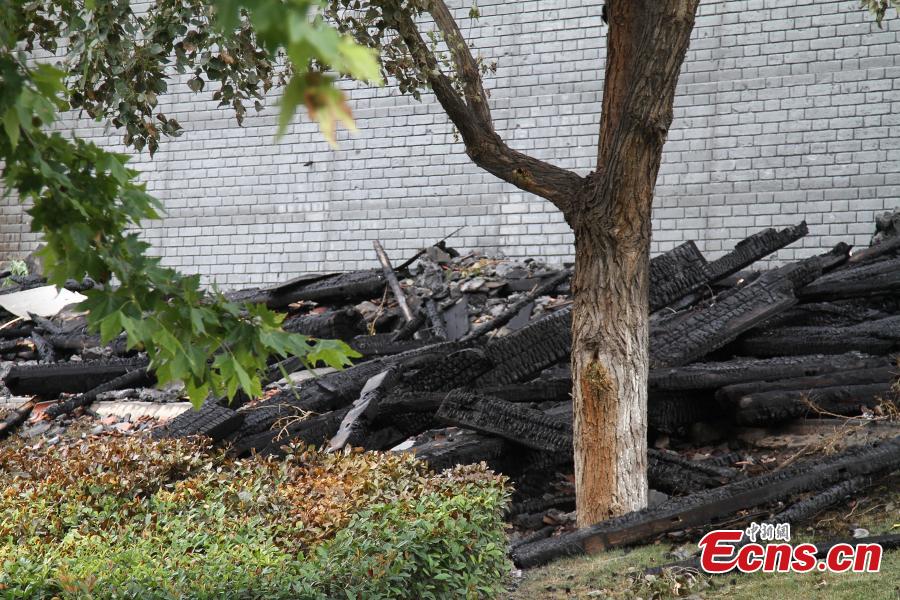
[427,0,493,127]
[391,5,584,218]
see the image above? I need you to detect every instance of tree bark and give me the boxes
[570,0,699,526]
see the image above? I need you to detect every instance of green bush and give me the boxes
[0,436,511,599]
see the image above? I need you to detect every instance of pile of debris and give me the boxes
[1,210,899,569]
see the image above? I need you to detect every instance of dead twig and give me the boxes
[373,240,414,322]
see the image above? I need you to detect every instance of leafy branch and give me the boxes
[0,1,385,407]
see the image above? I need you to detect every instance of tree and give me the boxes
[324,0,898,525]
[325,0,699,525]
[3,0,897,527]
[0,0,380,406]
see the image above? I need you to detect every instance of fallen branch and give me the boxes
[374,240,414,322]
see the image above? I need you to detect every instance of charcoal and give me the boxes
[277,270,386,305]
[437,389,572,452]
[733,383,895,425]
[512,436,900,567]
[391,309,427,342]
[229,342,464,447]
[350,334,433,357]
[405,427,510,471]
[508,494,577,517]
[227,271,385,308]
[648,391,721,434]
[0,400,35,440]
[44,332,130,356]
[650,245,850,368]
[156,400,244,441]
[44,367,155,420]
[649,223,807,311]
[647,449,732,495]
[699,223,808,283]
[476,307,572,386]
[397,347,493,392]
[423,299,448,340]
[441,297,470,340]
[735,323,898,358]
[480,377,572,404]
[0,338,33,355]
[4,357,150,397]
[282,308,365,340]
[462,269,570,341]
[650,277,796,368]
[800,257,900,301]
[767,301,892,328]
[0,324,33,339]
[716,366,896,405]
[649,241,708,311]
[30,332,55,363]
[772,475,873,525]
[648,353,888,392]
[846,235,900,265]
[230,408,349,456]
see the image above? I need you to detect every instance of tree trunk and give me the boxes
[571,0,699,526]
[571,222,650,524]
[402,0,700,527]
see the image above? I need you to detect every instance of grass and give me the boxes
[509,477,900,600]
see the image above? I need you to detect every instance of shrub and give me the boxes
[0,436,511,599]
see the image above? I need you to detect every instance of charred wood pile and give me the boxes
[1,209,899,569]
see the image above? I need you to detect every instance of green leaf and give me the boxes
[185,379,210,408]
[336,38,382,83]
[98,313,122,343]
[189,308,207,335]
[3,108,20,150]
[231,360,259,399]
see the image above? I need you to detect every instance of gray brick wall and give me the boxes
[2,0,898,287]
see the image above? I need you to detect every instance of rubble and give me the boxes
[1,213,898,571]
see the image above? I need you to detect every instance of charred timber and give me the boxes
[227,271,386,308]
[405,427,510,472]
[649,353,888,392]
[476,307,572,386]
[512,436,900,567]
[650,275,797,368]
[156,400,244,441]
[735,325,898,358]
[437,388,572,452]
[716,366,896,405]
[282,308,364,340]
[649,223,808,312]
[5,357,150,398]
[44,367,155,420]
[0,400,35,441]
[733,383,895,425]
[328,368,399,451]
[480,378,573,404]
[461,269,571,341]
[230,408,350,456]
[650,245,850,368]
[800,257,900,302]
[350,334,434,357]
